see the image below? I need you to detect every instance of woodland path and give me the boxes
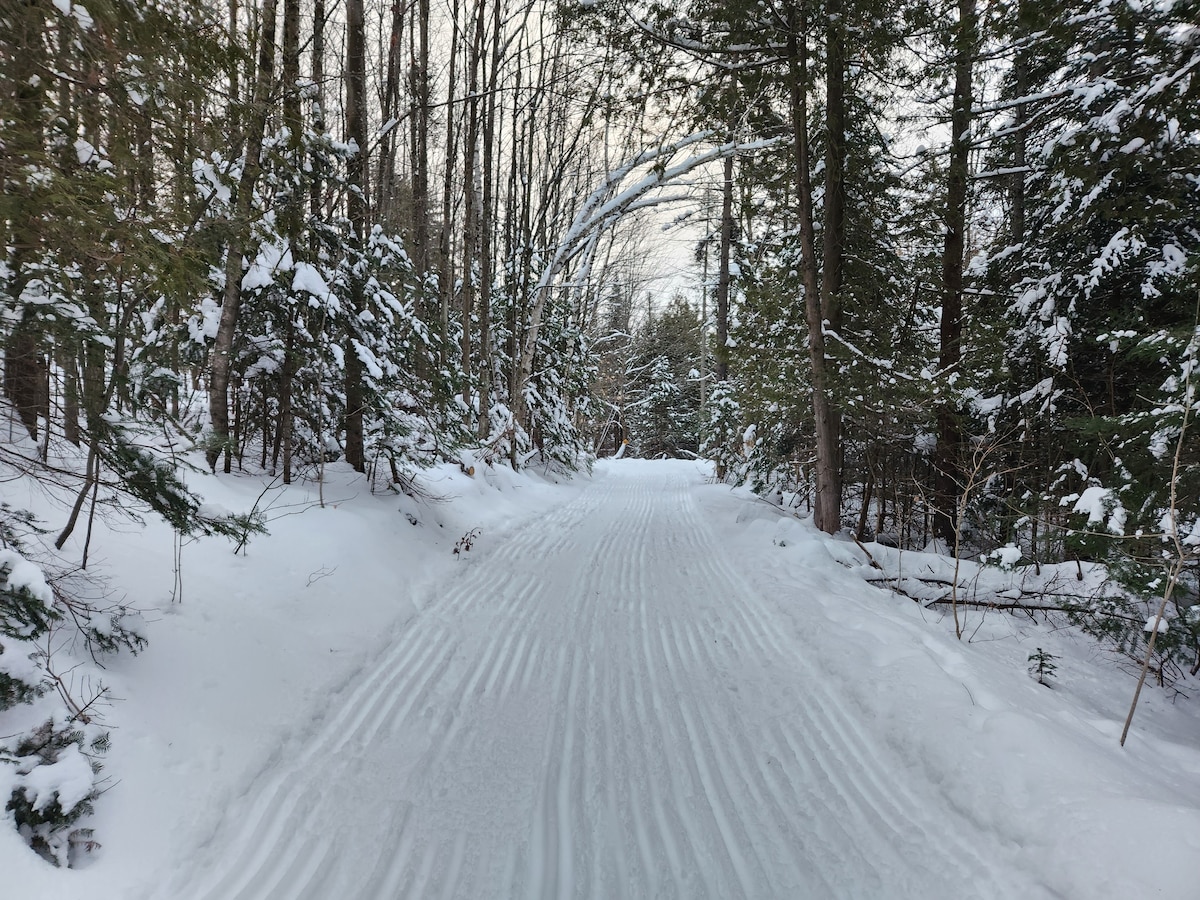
[166,460,1039,900]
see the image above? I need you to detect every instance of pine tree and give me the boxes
[627,295,704,458]
[988,0,1200,540]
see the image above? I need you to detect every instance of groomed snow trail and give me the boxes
[169,461,1043,900]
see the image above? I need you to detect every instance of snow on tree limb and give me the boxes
[514,132,781,423]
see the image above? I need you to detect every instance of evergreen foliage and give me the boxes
[626,296,703,458]
[4,715,108,867]
[0,506,124,866]
[1027,648,1058,686]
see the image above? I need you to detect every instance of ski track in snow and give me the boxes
[162,464,1048,900]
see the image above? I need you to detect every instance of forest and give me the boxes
[0,0,1198,865]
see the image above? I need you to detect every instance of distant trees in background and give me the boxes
[626,295,705,458]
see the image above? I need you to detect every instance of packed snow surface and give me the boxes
[9,460,1200,898]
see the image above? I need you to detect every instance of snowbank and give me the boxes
[1,454,587,899]
[695,473,1200,899]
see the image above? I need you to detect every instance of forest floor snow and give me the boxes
[5,457,1200,899]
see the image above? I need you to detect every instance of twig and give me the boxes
[306,565,337,587]
[54,443,98,550]
[852,536,884,570]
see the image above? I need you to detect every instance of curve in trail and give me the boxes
[164,461,1045,900]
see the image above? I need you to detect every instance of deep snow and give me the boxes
[4,458,1200,898]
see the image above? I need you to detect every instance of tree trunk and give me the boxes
[460,0,484,429]
[439,0,461,363]
[933,0,976,546]
[477,0,503,440]
[786,0,841,534]
[412,0,431,273]
[309,0,326,222]
[1010,32,1027,248]
[715,148,733,384]
[228,0,241,138]
[4,0,47,444]
[62,350,80,446]
[207,0,279,471]
[512,32,536,446]
[297,0,326,481]
[377,0,404,222]
[344,0,368,471]
[276,0,301,482]
[5,322,44,442]
[818,0,846,533]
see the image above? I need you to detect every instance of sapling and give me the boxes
[1027,648,1058,687]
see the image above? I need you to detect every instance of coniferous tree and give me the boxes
[627,295,703,457]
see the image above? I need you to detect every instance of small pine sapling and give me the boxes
[1027,648,1059,687]
[4,718,108,866]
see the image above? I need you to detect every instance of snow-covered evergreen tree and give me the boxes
[626,296,703,458]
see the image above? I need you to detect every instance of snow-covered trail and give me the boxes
[166,461,1040,900]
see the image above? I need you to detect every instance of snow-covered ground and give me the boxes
[5,458,1200,898]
